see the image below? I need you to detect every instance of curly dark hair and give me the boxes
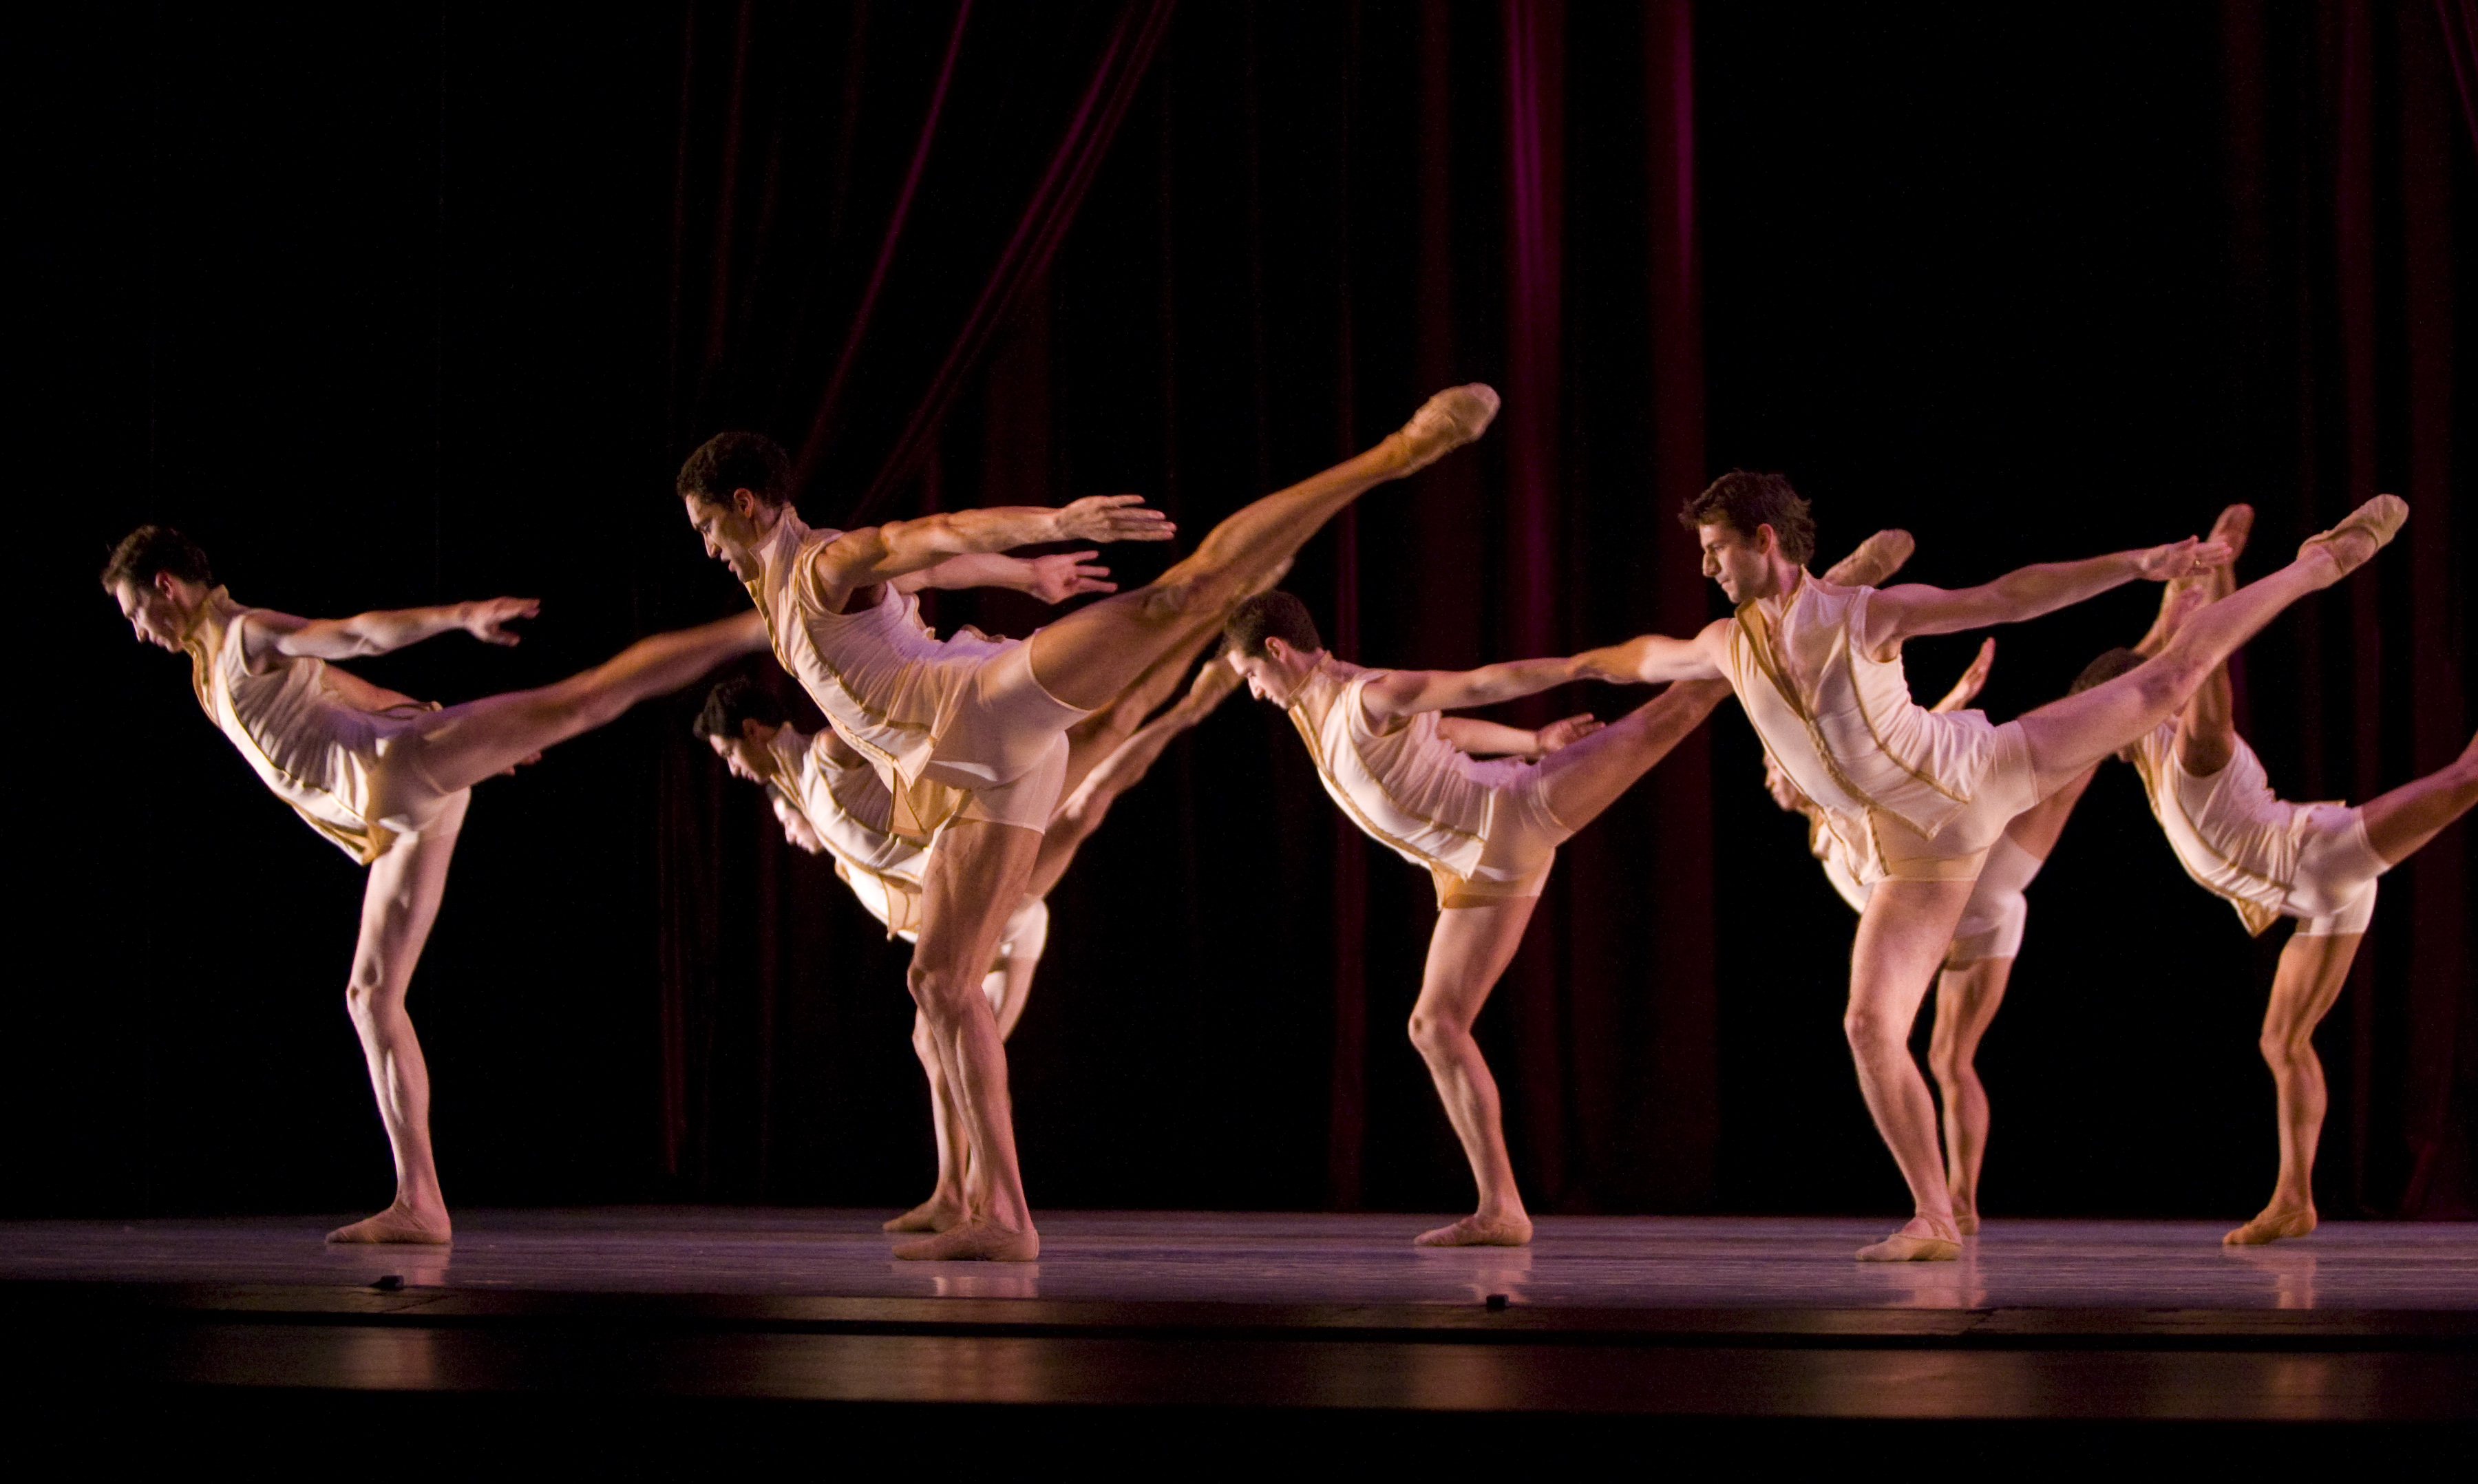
[1222,591,1325,659]
[677,431,794,509]
[693,676,790,741]
[1677,470,1816,564]
[101,525,213,589]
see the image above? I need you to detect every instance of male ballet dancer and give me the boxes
[1223,590,1730,1247]
[1574,471,2404,1260]
[699,642,1242,1231]
[2073,503,2478,1246]
[103,524,770,1243]
[1761,531,2094,1233]
[680,385,1499,1258]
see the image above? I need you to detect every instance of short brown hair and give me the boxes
[1222,591,1324,659]
[102,525,212,589]
[693,677,788,741]
[1678,470,1815,564]
[2071,647,2146,695]
[677,431,794,509]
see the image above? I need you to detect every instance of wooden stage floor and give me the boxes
[3,1209,2473,1454]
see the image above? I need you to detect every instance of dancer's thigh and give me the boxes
[1417,896,1541,1027]
[911,820,1043,1005]
[353,790,469,997]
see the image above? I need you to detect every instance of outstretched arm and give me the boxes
[815,495,1174,592]
[891,550,1119,604]
[1359,655,1582,719]
[1570,620,1730,685]
[247,597,538,663]
[1436,713,1603,760]
[1863,537,2228,652]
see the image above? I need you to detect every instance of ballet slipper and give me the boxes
[1822,529,1916,589]
[2207,502,2255,561]
[326,1204,452,1245]
[1392,385,1501,475]
[2296,494,2406,580]
[1412,1213,1534,1249]
[892,1218,1039,1262]
[2223,1204,2316,1246]
[882,1195,967,1234]
[1952,1209,1980,1237]
[1855,1214,1961,1262]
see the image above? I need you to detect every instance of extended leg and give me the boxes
[2226,930,2361,1245]
[1926,955,2013,1234]
[1535,680,1732,831]
[2015,498,2402,792]
[401,611,770,794]
[891,820,1044,1261]
[1027,388,1496,712]
[1408,898,1541,1247]
[327,790,470,1244]
[1847,878,1976,1260]
[2358,730,2478,866]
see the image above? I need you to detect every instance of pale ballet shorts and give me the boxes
[921,644,1090,832]
[1868,719,2044,883]
[366,705,472,837]
[2286,805,2384,937]
[1432,766,1576,910]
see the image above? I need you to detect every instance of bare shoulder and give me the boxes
[233,606,307,672]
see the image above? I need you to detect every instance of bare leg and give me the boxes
[2015,498,2402,792]
[2226,931,2362,1245]
[1535,680,1732,831]
[399,611,769,794]
[1028,663,1243,901]
[891,820,1044,1261]
[2358,730,2478,866]
[1027,388,1497,711]
[327,789,470,1244]
[884,1011,974,1234]
[1408,898,1540,1247]
[1925,955,2013,1235]
[1847,878,1976,1260]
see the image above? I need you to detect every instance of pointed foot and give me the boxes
[1822,529,1916,588]
[2298,494,2406,582]
[326,1206,452,1245]
[1412,1213,1534,1248]
[1392,384,1501,476]
[892,1218,1039,1262]
[2223,1205,2316,1246]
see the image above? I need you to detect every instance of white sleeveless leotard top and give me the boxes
[772,728,923,882]
[1285,658,1525,881]
[1725,577,2002,858]
[183,593,423,864]
[745,511,1006,838]
[2129,722,2321,936]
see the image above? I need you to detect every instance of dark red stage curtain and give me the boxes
[649,1,1720,1212]
[2214,0,2475,1216]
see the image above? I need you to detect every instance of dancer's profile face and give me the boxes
[1226,642,1310,706]
[108,575,191,651]
[684,492,770,580]
[706,730,768,783]
[1696,520,1772,604]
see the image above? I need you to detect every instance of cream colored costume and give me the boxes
[183,591,460,862]
[768,728,1049,960]
[2128,723,2384,937]
[1808,809,2041,965]
[745,511,1092,838]
[1285,657,1574,908]
[1727,577,2040,883]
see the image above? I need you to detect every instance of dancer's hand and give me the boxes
[772,794,826,854]
[2131,537,2232,582]
[1054,494,1176,544]
[463,597,539,645]
[1535,713,1604,753]
[1024,551,1117,604]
